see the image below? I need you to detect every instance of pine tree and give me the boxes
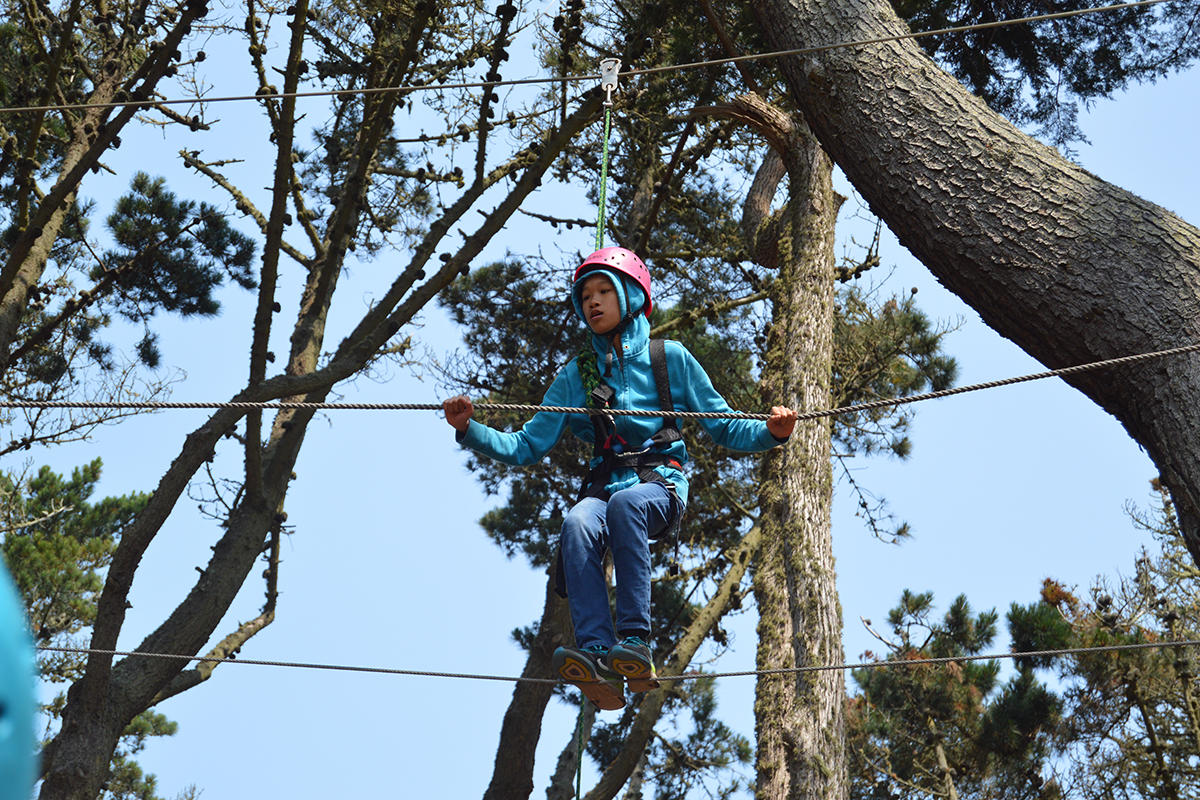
[848,591,1061,800]
[1011,481,1200,798]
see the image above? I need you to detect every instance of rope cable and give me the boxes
[575,704,585,800]
[0,0,1174,116]
[594,104,613,250]
[37,638,1200,685]
[594,58,619,251]
[4,340,1198,419]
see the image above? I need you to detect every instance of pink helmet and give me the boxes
[573,247,652,317]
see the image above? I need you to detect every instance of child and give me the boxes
[444,247,796,710]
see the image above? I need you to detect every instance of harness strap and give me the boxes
[578,340,685,529]
[649,339,679,435]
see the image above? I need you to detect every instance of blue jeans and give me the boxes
[560,481,675,650]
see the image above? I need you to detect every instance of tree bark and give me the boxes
[545,703,596,800]
[751,0,1200,562]
[711,94,845,800]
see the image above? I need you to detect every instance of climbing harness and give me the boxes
[577,339,683,498]
[553,339,685,598]
[576,340,682,512]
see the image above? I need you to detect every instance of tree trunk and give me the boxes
[723,96,844,799]
[750,0,1200,562]
[482,575,573,800]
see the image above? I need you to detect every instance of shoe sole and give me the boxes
[555,652,626,710]
[608,653,660,692]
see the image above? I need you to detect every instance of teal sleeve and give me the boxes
[458,364,579,465]
[674,344,782,452]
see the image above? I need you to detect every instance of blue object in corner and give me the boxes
[0,563,34,800]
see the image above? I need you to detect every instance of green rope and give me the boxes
[575,699,585,800]
[594,104,613,250]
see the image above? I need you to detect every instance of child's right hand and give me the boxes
[443,395,474,432]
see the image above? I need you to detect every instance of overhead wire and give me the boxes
[0,0,1175,116]
[37,637,1200,685]
[3,340,1198,420]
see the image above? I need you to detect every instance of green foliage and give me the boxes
[1,461,146,664]
[100,173,257,366]
[587,677,752,800]
[1006,598,1073,671]
[849,591,1059,799]
[102,711,179,800]
[1020,482,1200,798]
[891,0,1200,147]
[852,485,1200,799]
[832,285,958,459]
[0,22,80,209]
[649,677,753,800]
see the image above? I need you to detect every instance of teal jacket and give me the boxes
[459,292,784,505]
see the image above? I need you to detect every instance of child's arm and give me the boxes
[673,343,792,451]
[443,363,581,465]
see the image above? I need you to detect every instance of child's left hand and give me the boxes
[766,406,798,440]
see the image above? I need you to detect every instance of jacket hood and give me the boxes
[572,268,650,368]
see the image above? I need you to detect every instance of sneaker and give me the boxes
[552,645,625,710]
[608,636,660,692]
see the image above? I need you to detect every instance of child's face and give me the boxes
[580,273,621,335]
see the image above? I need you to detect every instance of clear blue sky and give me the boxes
[17,21,1200,800]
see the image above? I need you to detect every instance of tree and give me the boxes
[0,1,254,458]
[749,0,1200,564]
[3,0,670,796]
[848,591,1060,800]
[849,484,1200,800]
[0,461,184,800]
[891,0,1199,149]
[1010,481,1200,798]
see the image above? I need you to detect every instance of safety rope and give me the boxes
[595,106,612,250]
[594,59,620,251]
[575,704,585,800]
[37,637,1200,684]
[5,340,1198,419]
[0,0,1173,116]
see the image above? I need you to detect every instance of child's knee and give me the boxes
[562,500,603,543]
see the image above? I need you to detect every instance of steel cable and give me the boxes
[37,637,1200,685]
[0,0,1174,116]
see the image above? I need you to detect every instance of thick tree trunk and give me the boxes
[751,0,1200,561]
[711,95,845,800]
